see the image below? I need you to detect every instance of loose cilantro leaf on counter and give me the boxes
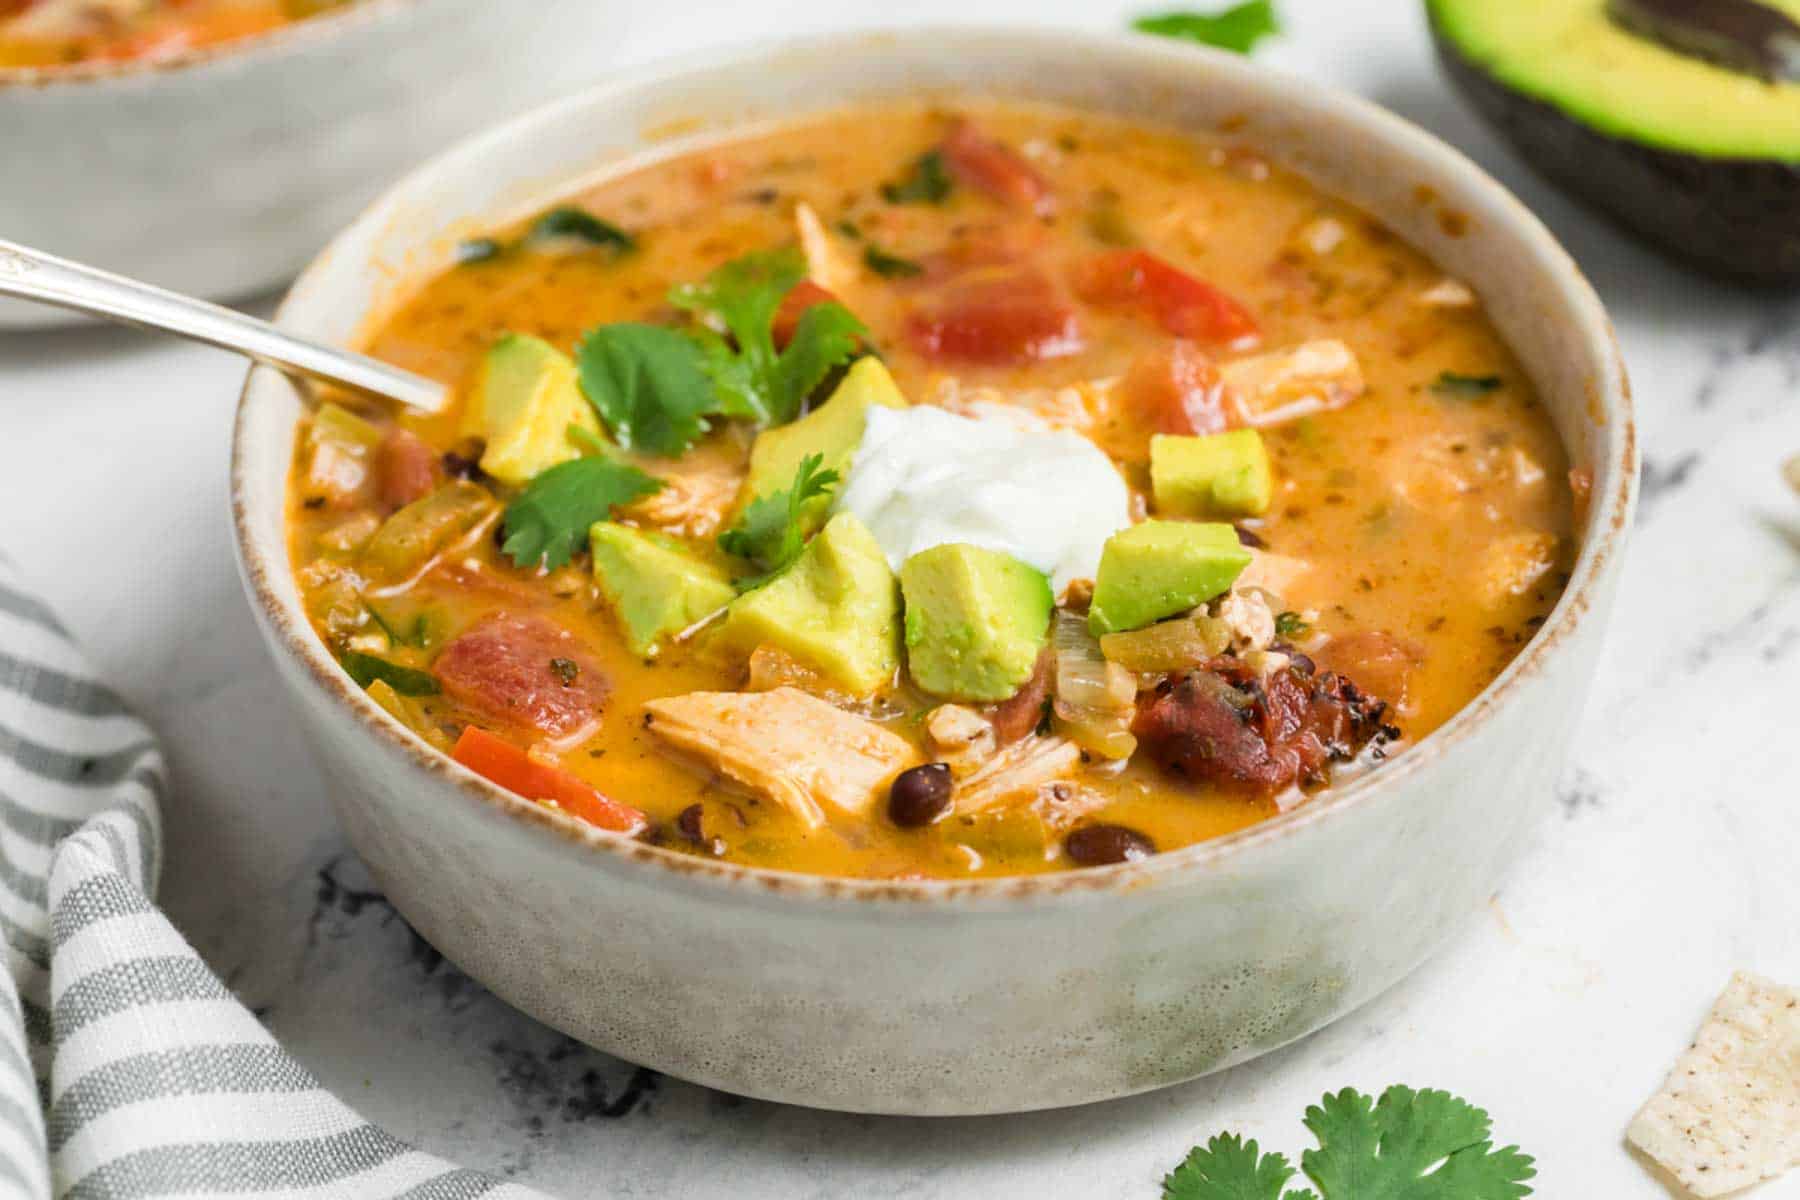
[500,456,662,571]
[671,247,865,426]
[863,243,924,278]
[1133,2,1281,55]
[718,452,839,584]
[882,149,955,205]
[576,323,718,457]
[526,206,636,255]
[1162,1086,1534,1200]
[340,651,440,697]
[1432,371,1504,399]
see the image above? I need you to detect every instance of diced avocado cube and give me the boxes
[1150,430,1273,518]
[465,333,604,486]
[1088,520,1252,636]
[900,544,1053,703]
[720,513,900,695]
[733,356,907,535]
[590,524,736,657]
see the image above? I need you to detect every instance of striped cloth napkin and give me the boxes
[0,554,550,1199]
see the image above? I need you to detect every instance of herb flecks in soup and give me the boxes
[289,102,1576,879]
[0,0,355,68]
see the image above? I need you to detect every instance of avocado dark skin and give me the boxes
[1430,9,1800,284]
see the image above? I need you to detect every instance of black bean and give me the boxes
[676,803,704,843]
[888,763,953,828]
[1064,824,1156,866]
[1234,524,1267,549]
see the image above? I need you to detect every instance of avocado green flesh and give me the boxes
[1430,0,1800,160]
[1087,521,1252,638]
[589,524,736,657]
[900,544,1053,703]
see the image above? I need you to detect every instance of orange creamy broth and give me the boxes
[0,0,352,68]
[290,100,1574,879]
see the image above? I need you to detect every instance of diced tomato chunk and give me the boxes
[1313,631,1424,714]
[433,612,610,740]
[376,428,442,509]
[452,727,646,835]
[1075,250,1260,347]
[1123,340,1233,436]
[940,120,1055,215]
[907,268,1083,365]
[771,280,837,350]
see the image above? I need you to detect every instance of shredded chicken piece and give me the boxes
[1030,781,1111,833]
[1220,339,1364,428]
[926,704,998,776]
[954,736,1083,815]
[1215,588,1277,653]
[794,201,856,294]
[929,375,1113,435]
[621,444,744,539]
[643,688,919,828]
[1475,532,1559,608]
[1417,277,1477,308]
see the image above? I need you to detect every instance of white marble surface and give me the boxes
[3,1,1799,1196]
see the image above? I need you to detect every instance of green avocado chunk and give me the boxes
[720,513,901,695]
[590,524,737,657]
[732,356,907,536]
[1087,521,1252,637]
[1151,430,1273,519]
[465,333,604,485]
[900,544,1054,703]
[1429,0,1800,280]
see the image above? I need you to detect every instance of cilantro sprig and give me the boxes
[1163,1086,1534,1200]
[718,452,840,585]
[1134,2,1282,55]
[576,323,717,457]
[882,149,954,205]
[670,247,866,427]
[499,442,662,571]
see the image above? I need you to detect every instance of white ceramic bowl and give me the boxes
[232,28,1636,1116]
[0,0,635,329]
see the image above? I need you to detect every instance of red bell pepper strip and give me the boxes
[451,726,647,835]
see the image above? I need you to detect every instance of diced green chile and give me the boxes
[360,481,500,587]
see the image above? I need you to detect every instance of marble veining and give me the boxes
[1,1,1797,1196]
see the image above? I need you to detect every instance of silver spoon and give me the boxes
[0,238,447,413]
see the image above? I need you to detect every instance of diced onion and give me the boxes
[1051,613,1138,760]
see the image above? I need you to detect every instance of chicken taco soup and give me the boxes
[288,100,1580,880]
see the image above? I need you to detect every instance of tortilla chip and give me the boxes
[1627,972,1800,1197]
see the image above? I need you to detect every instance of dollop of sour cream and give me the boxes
[835,405,1132,590]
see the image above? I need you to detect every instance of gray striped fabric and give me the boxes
[0,554,550,1199]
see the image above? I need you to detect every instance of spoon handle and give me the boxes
[0,239,446,413]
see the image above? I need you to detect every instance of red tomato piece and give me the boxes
[1123,340,1233,436]
[940,120,1055,216]
[433,612,610,740]
[771,280,837,350]
[1075,250,1261,347]
[452,727,646,835]
[1313,631,1425,714]
[907,268,1083,365]
[376,428,441,510]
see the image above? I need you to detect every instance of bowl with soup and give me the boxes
[233,28,1635,1114]
[0,0,635,328]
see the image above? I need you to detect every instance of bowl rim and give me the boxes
[231,24,1638,908]
[0,0,424,89]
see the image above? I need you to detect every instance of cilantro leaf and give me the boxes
[340,651,440,697]
[1163,1134,1317,1200]
[670,247,866,426]
[527,206,636,255]
[576,323,717,456]
[863,243,924,278]
[1431,372,1503,399]
[718,452,839,583]
[1164,1087,1534,1200]
[1133,2,1282,55]
[882,149,954,205]
[1301,1087,1535,1200]
[500,456,662,570]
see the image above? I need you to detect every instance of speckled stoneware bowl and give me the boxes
[0,0,634,329]
[232,28,1636,1116]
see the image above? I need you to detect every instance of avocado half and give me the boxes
[1428,0,1800,282]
